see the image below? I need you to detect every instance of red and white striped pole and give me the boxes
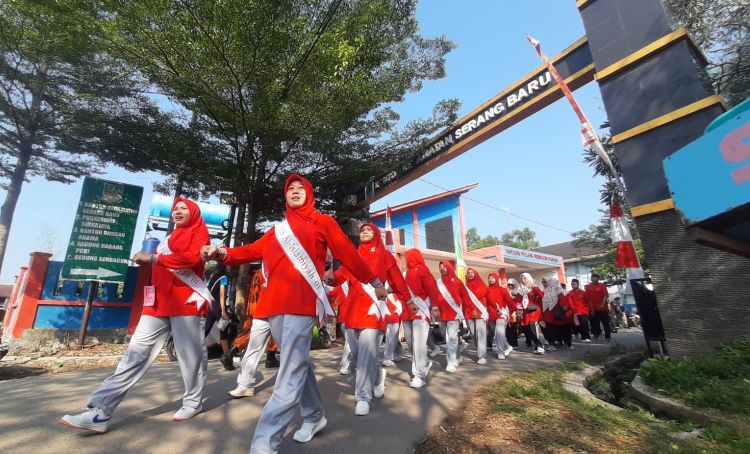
[526,35,644,280]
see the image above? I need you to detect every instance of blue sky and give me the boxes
[0,1,608,283]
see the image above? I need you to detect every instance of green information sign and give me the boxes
[61,177,144,282]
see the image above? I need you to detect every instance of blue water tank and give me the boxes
[148,195,230,227]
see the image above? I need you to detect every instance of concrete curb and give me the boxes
[562,366,623,412]
[630,375,750,436]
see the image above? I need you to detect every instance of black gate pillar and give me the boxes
[577,0,750,356]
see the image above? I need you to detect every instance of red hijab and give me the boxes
[358,222,388,282]
[465,267,488,299]
[487,272,503,304]
[439,260,459,283]
[283,174,320,254]
[167,197,207,252]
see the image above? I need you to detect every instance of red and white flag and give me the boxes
[384,206,395,253]
[610,203,639,268]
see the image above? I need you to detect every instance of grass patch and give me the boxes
[417,366,750,454]
[639,342,750,419]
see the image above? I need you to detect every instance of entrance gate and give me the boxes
[343,0,750,357]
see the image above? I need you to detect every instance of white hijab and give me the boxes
[541,277,563,311]
[507,278,520,296]
[519,272,535,308]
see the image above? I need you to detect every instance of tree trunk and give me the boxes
[234,201,257,313]
[0,143,33,277]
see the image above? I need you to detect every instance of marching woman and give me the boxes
[541,278,573,349]
[201,175,385,453]
[227,267,276,398]
[403,248,441,388]
[435,261,471,372]
[567,279,591,342]
[382,292,404,367]
[487,273,514,359]
[506,278,523,348]
[60,198,211,433]
[464,268,490,365]
[519,272,545,355]
[341,223,411,416]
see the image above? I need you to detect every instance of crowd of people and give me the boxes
[57,174,622,454]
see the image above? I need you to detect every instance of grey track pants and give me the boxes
[88,315,207,416]
[440,320,461,368]
[348,327,383,402]
[402,319,430,379]
[493,319,510,353]
[250,315,322,454]
[238,318,271,388]
[339,323,357,371]
[383,322,403,361]
[466,318,487,360]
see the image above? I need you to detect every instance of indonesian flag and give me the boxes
[610,203,639,268]
[384,206,395,253]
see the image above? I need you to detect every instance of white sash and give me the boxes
[387,294,403,316]
[497,303,510,320]
[466,286,489,321]
[436,278,465,321]
[407,287,431,319]
[361,282,390,319]
[157,238,213,310]
[274,220,333,322]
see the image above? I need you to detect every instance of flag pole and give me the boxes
[526,34,644,279]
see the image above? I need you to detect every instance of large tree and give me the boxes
[93,0,456,304]
[466,226,501,251]
[500,228,540,250]
[0,0,144,275]
[665,0,750,106]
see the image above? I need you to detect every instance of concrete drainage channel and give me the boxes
[563,353,747,441]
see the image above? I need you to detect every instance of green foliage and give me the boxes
[639,342,750,418]
[465,226,501,251]
[500,227,540,250]
[97,0,458,220]
[665,0,750,106]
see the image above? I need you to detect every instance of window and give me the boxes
[425,216,454,252]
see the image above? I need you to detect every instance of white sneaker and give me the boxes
[228,385,255,398]
[445,364,457,373]
[547,345,557,351]
[173,405,202,421]
[477,358,487,365]
[424,360,433,376]
[293,416,328,442]
[568,345,575,350]
[497,353,506,360]
[382,359,395,367]
[504,346,513,356]
[373,368,387,398]
[582,339,592,343]
[339,367,352,375]
[59,407,110,433]
[354,401,370,416]
[429,347,443,357]
[410,377,427,388]
[535,347,545,355]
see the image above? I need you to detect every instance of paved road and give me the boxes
[0,329,645,454]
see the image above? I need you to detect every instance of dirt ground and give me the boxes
[0,343,168,381]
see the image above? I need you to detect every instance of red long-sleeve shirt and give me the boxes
[223,215,374,318]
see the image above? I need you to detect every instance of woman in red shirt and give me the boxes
[403,248,440,388]
[519,272,545,354]
[435,261,471,372]
[541,277,574,350]
[567,278,591,342]
[464,268,490,365]
[60,197,210,433]
[201,175,384,452]
[339,223,410,416]
[487,273,515,359]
